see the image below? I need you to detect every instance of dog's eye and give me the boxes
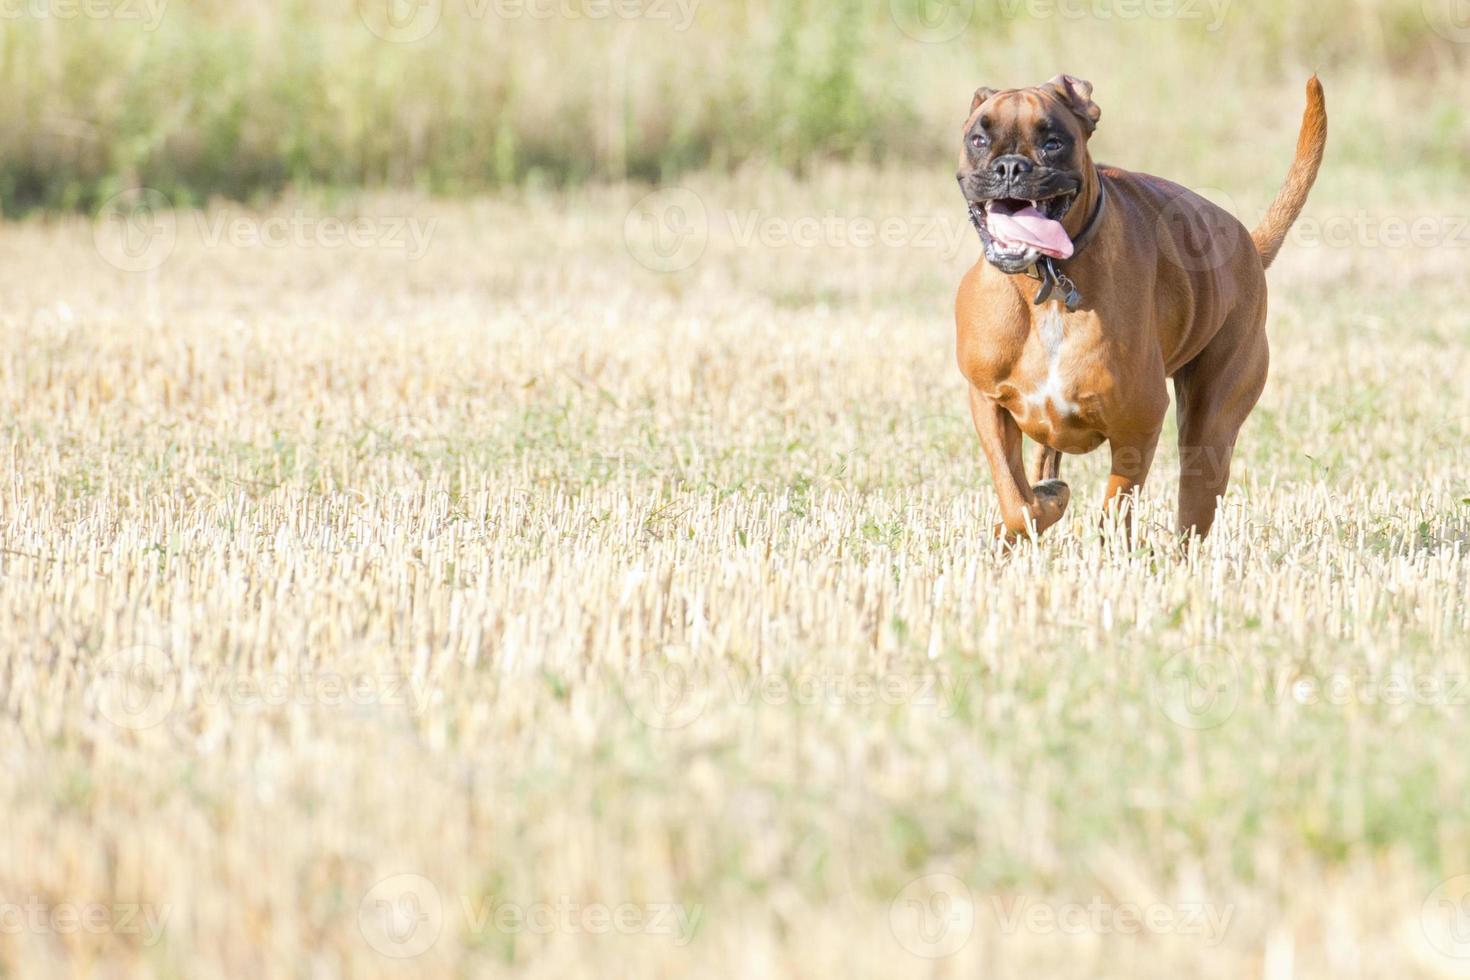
[970,134,988,150]
[1043,137,1065,154]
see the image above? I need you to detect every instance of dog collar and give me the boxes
[1028,178,1108,312]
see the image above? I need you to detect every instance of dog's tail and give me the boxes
[1251,75,1327,270]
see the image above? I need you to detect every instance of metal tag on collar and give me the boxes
[1032,257,1081,311]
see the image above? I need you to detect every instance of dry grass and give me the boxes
[1,161,1469,979]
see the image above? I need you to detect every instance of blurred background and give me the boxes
[4,0,1466,215]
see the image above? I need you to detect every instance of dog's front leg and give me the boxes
[968,387,1070,541]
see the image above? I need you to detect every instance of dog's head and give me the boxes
[957,74,1101,273]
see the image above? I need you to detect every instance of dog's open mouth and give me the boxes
[970,192,1078,263]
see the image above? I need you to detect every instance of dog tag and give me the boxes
[1057,273,1082,311]
[1033,268,1056,306]
[1033,258,1082,311]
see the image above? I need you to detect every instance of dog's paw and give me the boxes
[991,481,1072,543]
[1031,479,1071,525]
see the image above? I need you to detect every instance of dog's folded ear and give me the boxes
[970,86,1000,112]
[1042,74,1101,133]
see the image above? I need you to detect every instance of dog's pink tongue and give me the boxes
[987,206,1074,260]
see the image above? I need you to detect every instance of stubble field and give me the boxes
[2,156,1469,978]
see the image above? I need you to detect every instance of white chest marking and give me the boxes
[1021,308,1080,421]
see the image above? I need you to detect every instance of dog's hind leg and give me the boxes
[969,387,1070,540]
[1030,443,1062,484]
[1102,426,1163,543]
[1174,303,1270,537]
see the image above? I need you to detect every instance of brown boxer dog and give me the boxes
[955,74,1326,540]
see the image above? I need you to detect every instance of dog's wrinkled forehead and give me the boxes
[971,91,1073,148]
[965,75,1101,144]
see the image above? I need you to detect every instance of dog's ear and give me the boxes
[970,86,999,113]
[1042,74,1101,134]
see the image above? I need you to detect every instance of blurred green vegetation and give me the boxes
[0,0,1465,214]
